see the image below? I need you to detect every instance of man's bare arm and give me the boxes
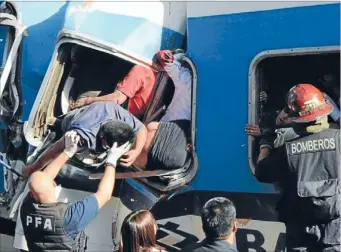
[43,152,70,180]
[22,137,65,178]
[88,90,127,104]
[257,147,271,162]
[43,131,80,180]
[93,141,131,209]
[255,146,287,183]
[133,125,147,155]
[119,125,147,167]
[93,165,116,209]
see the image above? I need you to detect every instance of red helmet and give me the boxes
[285,84,333,123]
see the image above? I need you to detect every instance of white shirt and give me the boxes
[160,53,192,122]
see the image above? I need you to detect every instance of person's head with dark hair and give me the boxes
[201,197,237,244]
[97,120,136,152]
[275,109,293,127]
[120,210,165,252]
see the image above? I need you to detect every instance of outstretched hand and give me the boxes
[119,149,140,167]
[70,98,92,110]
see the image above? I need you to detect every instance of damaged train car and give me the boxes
[0,1,340,251]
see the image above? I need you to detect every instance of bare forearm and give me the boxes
[257,148,271,162]
[43,152,70,180]
[94,165,116,208]
[133,126,147,153]
[27,138,65,176]
[90,90,126,104]
[255,148,282,183]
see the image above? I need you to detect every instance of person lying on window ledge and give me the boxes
[22,101,146,178]
[22,102,192,179]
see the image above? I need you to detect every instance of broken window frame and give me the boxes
[0,8,25,121]
[26,30,198,192]
[248,45,340,174]
[28,30,155,144]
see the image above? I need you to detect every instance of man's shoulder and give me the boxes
[87,101,121,113]
[65,195,98,211]
[327,125,340,131]
[182,242,202,252]
[132,64,153,74]
[63,195,99,239]
[64,195,99,222]
[182,240,238,252]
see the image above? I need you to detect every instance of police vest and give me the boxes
[283,128,340,224]
[20,194,88,252]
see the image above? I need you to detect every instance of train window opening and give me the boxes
[29,39,198,192]
[248,47,340,173]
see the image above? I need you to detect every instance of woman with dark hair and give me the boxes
[120,210,166,252]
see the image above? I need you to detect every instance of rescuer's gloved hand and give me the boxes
[259,112,277,149]
[105,141,131,168]
[64,130,80,158]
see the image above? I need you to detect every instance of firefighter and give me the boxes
[255,84,340,251]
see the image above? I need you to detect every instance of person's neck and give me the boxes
[224,234,235,245]
[209,234,235,245]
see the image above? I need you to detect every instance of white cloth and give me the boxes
[274,127,298,148]
[160,53,192,122]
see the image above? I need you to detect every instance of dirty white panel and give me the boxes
[66,1,186,34]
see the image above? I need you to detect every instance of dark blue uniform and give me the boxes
[256,128,340,252]
[21,194,99,252]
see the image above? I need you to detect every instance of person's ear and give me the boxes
[232,220,237,233]
[31,191,39,201]
[101,137,110,150]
